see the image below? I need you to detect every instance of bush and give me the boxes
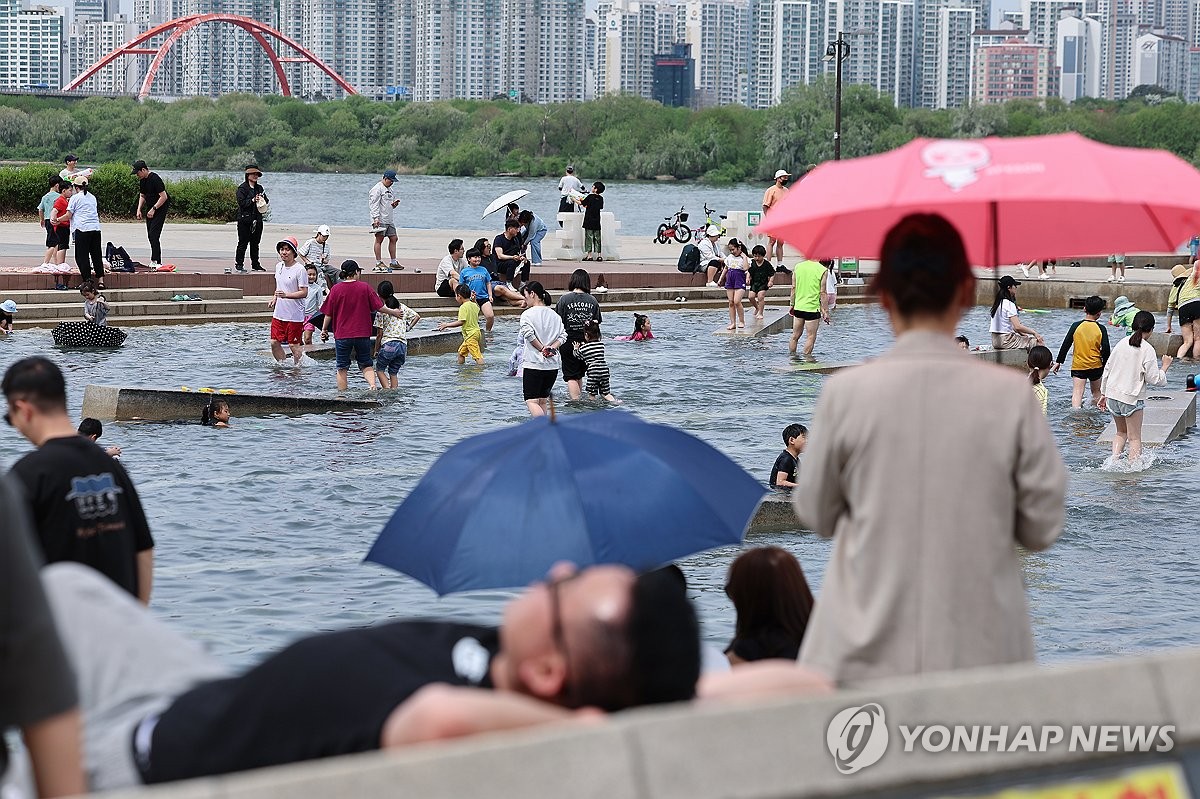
[0,162,237,221]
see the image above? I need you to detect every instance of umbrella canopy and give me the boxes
[482,189,530,219]
[758,133,1200,266]
[366,410,765,595]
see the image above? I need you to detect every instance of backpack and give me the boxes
[677,243,701,273]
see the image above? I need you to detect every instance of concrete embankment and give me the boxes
[81,385,381,422]
[93,646,1200,799]
[1098,389,1197,446]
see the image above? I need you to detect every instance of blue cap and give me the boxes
[383,169,398,180]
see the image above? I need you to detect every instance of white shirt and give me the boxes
[66,191,100,232]
[989,299,1018,335]
[273,262,309,322]
[558,174,583,197]
[697,237,721,264]
[297,237,330,265]
[1100,338,1168,405]
[368,181,396,225]
[520,305,567,370]
[823,270,838,307]
[436,254,467,287]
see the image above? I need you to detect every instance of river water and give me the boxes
[1,304,1197,670]
[159,170,766,237]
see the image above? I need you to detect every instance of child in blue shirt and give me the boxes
[457,248,495,333]
[37,176,61,268]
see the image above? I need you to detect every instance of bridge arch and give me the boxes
[65,14,358,100]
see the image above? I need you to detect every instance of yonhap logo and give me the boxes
[827,703,889,774]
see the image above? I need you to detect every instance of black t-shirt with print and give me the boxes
[146,622,499,783]
[769,450,798,487]
[581,193,604,229]
[555,291,603,342]
[9,436,153,597]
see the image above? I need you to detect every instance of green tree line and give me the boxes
[1,79,1199,183]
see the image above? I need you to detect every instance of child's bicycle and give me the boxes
[692,203,728,238]
[655,206,692,244]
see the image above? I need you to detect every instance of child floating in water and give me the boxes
[80,280,109,325]
[614,313,653,341]
[575,321,617,403]
[955,335,969,350]
[1110,296,1140,338]
[1027,345,1053,416]
[202,399,231,428]
[769,423,806,488]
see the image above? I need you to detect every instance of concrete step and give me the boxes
[12,296,271,321]
[0,286,245,305]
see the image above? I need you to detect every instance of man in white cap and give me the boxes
[299,224,335,285]
[698,225,725,288]
[762,169,790,268]
[369,170,402,272]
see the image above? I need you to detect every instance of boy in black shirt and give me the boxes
[769,423,807,488]
[3,357,154,603]
[577,181,605,261]
[132,159,169,267]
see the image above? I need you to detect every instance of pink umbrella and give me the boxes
[758,133,1200,267]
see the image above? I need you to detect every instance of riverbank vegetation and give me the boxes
[1,80,1199,183]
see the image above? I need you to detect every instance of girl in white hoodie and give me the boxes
[1099,310,1171,464]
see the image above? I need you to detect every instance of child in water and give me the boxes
[1110,296,1140,338]
[614,313,654,341]
[955,335,970,350]
[575,321,617,403]
[746,245,774,320]
[1027,345,1053,416]
[438,284,484,365]
[723,238,749,330]
[769,423,806,488]
[201,399,231,428]
[0,299,16,335]
[302,264,327,345]
[78,417,121,458]
[373,280,421,389]
[80,280,108,325]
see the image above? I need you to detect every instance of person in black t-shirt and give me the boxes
[575,181,605,261]
[42,561,701,789]
[493,219,530,285]
[3,357,154,603]
[769,423,807,488]
[132,159,169,267]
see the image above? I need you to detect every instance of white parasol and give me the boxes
[482,189,530,219]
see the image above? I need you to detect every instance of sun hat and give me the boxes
[71,175,89,187]
[998,275,1020,288]
[277,236,299,252]
[774,169,790,179]
[706,224,722,237]
[1,300,17,314]
[314,224,331,237]
[131,159,148,174]
[1172,263,1192,279]
[1113,296,1135,316]
[383,169,398,180]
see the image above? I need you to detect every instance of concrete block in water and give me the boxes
[747,493,809,534]
[281,329,470,361]
[971,347,1031,369]
[1146,332,1184,357]
[1097,389,1196,445]
[81,385,381,422]
[712,308,790,338]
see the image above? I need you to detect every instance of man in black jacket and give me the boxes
[234,165,267,272]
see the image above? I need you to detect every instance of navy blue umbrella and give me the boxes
[366,409,766,595]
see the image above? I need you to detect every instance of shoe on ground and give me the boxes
[594,256,603,261]
[592,285,608,293]
[1020,263,1031,277]
[150,261,161,269]
[1106,276,1115,282]
[224,267,233,274]
[251,265,265,271]
[235,265,246,273]
[1038,273,1049,280]
[390,262,404,271]
[1118,276,1125,282]
[706,281,719,288]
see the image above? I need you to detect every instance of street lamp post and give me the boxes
[823,32,851,161]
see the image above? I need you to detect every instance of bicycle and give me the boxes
[692,203,727,239]
[655,206,692,244]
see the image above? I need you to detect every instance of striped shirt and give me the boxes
[575,340,611,389]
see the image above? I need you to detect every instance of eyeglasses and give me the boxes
[547,571,581,705]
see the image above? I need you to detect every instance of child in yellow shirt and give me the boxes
[438,284,483,364]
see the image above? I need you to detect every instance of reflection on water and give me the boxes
[0,304,1197,668]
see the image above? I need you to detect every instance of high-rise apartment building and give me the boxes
[277,0,406,99]
[68,14,139,92]
[972,36,1053,102]
[0,0,63,89]
[1056,8,1103,99]
[1135,29,1187,92]
[596,0,665,98]
[822,0,914,107]
[172,0,274,95]
[747,0,824,108]
[682,0,748,106]
[918,0,984,108]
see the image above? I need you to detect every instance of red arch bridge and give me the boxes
[65,13,358,100]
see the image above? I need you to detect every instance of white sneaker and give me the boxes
[1106,276,1115,283]
[1020,263,1031,277]
[706,281,719,288]
[1118,275,1125,282]
[150,261,161,269]
[1038,273,1049,280]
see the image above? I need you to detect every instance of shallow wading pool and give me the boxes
[0,304,1196,668]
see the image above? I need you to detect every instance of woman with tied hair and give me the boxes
[724,546,814,666]
[794,213,1066,687]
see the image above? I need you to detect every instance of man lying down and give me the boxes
[43,561,830,790]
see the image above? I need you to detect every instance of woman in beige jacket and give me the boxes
[794,214,1067,687]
